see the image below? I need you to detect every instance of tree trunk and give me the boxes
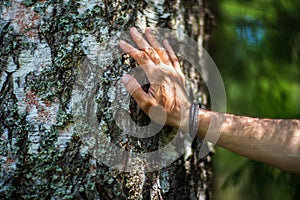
[0,0,214,199]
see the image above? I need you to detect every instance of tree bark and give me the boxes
[0,0,214,199]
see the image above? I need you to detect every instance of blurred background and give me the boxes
[208,0,300,199]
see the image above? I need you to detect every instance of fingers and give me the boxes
[121,74,154,114]
[119,27,185,81]
[163,39,185,81]
[129,27,150,50]
[145,28,172,66]
[162,39,181,71]
[130,27,162,65]
[119,40,153,66]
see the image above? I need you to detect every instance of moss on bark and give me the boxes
[0,0,214,199]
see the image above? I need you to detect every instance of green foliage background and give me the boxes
[209,0,300,199]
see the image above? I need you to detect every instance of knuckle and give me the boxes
[144,47,154,57]
[133,51,150,65]
[162,52,172,64]
[157,49,171,63]
[172,54,179,62]
[139,51,149,60]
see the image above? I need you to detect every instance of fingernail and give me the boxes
[163,39,169,45]
[146,27,153,34]
[119,39,127,47]
[121,75,130,84]
[131,27,138,32]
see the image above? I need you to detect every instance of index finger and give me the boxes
[130,27,162,65]
[119,40,153,66]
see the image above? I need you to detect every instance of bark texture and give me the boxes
[0,0,214,199]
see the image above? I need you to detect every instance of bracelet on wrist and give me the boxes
[189,101,209,159]
[189,101,199,139]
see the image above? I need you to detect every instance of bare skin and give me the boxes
[119,27,300,174]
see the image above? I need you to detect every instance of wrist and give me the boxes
[175,102,191,132]
[197,108,211,139]
[177,104,211,139]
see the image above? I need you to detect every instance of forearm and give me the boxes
[119,27,300,174]
[197,109,300,174]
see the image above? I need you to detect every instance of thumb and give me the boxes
[121,74,154,113]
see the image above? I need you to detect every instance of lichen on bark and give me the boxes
[0,0,214,199]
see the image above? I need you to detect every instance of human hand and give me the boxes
[119,27,191,131]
